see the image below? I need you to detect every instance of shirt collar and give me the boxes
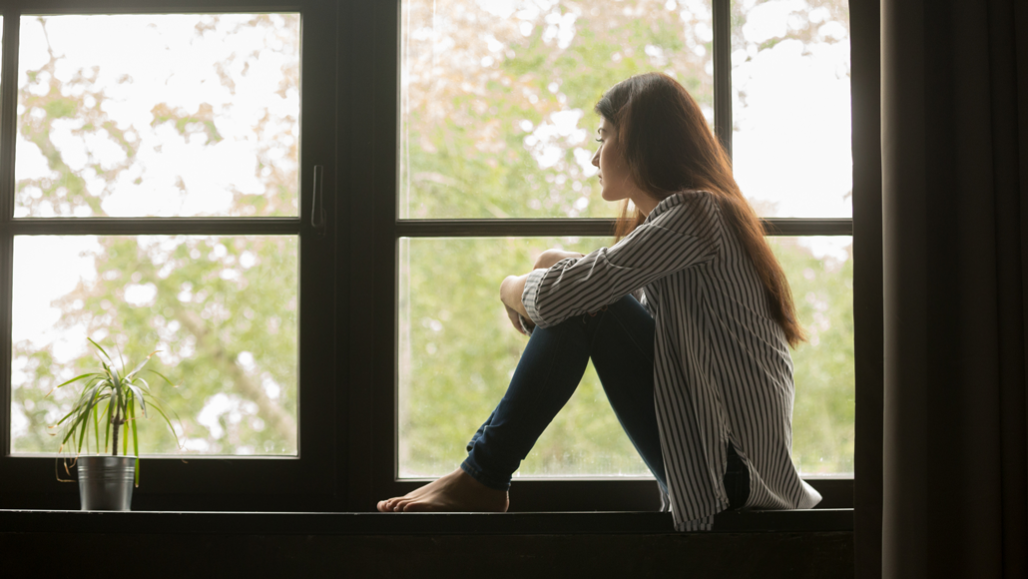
[643,190,707,223]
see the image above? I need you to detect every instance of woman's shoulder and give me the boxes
[645,190,722,234]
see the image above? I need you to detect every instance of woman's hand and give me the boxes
[504,304,532,335]
[500,274,532,334]
[534,249,584,270]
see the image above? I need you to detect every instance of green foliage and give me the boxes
[398,0,854,478]
[401,0,713,220]
[400,237,854,478]
[151,103,224,144]
[11,14,299,457]
[400,237,646,477]
[43,98,78,119]
[770,239,854,474]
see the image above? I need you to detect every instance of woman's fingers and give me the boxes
[504,304,526,335]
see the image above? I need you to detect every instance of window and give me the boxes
[0,1,337,507]
[2,0,870,514]
[375,0,855,510]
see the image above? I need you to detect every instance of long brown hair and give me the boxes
[595,72,805,347]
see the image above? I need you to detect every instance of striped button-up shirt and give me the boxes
[522,191,822,531]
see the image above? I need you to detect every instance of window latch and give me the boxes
[311,164,327,236]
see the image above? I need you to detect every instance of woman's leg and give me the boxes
[378,295,662,511]
[461,308,598,489]
[463,295,665,491]
[582,297,667,493]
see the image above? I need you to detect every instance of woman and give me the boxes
[377,72,822,531]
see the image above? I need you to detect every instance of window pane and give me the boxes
[400,0,713,219]
[731,1,852,218]
[399,237,650,478]
[770,236,854,475]
[399,235,854,478]
[15,14,299,218]
[10,235,298,456]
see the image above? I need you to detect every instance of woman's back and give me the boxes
[637,191,821,529]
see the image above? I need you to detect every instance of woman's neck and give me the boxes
[632,189,661,217]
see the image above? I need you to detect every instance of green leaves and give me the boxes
[48,339,181,479]
[87,337,111,363]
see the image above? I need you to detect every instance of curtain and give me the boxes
[880,0,1028,577]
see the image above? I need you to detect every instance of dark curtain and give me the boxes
[880,0,1028,577]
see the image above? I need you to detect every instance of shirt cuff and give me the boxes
[518,314,535,336]
[521,268,549,327]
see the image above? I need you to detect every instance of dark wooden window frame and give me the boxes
[0,0,882,524]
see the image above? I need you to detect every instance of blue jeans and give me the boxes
[461,295,669,494]
[460,295,750,509]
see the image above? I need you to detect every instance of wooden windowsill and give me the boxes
[0,508,852,535]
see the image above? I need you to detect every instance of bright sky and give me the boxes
[732,0,851,220]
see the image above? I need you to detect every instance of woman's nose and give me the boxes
[591,150,600,167]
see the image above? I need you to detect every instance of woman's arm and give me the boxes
[524,209,721,329]
[500,249,585,334]
[501,274,533,334]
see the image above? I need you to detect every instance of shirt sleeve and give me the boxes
[521,208,721,328]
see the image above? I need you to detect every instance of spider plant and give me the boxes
[48,338,179,486]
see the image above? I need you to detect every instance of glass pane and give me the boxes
[731,1,852,218]
[398,235,854,478]
[400,0,713,219]
[399,237,650,478]
[15,14,299,218]
[10,235,298,456]
[770,236,854,475]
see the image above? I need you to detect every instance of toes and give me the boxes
[378,498,402,512]
[401,500,431,512]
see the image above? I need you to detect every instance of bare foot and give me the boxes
[376,468,509,512]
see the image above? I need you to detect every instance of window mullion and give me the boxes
[713,0,732,159]
[395,218,854,238]
[0,12,20,457]
[8,217,302,236]
[0,13,18,222]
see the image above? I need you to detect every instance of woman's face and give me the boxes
[591,117,657,213]
[591,117,630,203]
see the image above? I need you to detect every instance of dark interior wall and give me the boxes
[1,531,853,578]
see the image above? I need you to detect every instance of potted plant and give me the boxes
[48,338,179,511]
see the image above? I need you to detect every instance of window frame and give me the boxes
[0,0,342,510]
[0,0,882,518]
[358,0,869,512]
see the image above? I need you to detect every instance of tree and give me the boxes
[11,1,855,480]
[12,14,300,456]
